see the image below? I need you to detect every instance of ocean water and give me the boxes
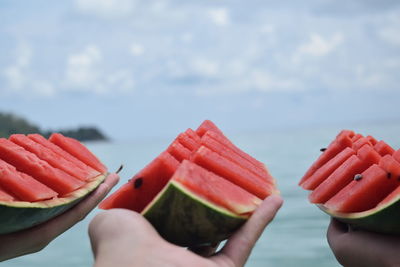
[3,122,400,267]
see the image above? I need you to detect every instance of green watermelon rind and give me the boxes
[0,173,107,234]
[142,180,248,247]
[318,194,400,234]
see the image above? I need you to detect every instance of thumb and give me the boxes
[213,195,283,266]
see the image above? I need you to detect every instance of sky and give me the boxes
[1,0,399,140]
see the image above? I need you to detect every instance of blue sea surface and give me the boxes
[3,122,400,267]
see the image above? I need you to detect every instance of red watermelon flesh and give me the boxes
[10,134,96,181]
[173,126,273,186]
[196,121,266,171]
[301,130,400,214]
[379,183,400,206]
[174,129,275,198]
[201,131,271,179]
[49,133,107,173]
[176,132,200,151]
[184,128,202,143]
[378,155,400,179]
[0,186,15,201]
[324,164,399,213]
[352,137,373,151]
[191,146,274,199]
[196,120,225,137]
[172,160,262,215]
[100,120,277,215]
[99,151,179,212]
[301,147,355,190]
[167,140,192,162]
[366,135,378,145]
[0,159,57,201]
[28,134,99,176]
[351,134,363,142]
[176,129,272,183]
[309,145,381,204]
[374,140,395,156]
[0,138,84,195]
[299,130,355,186]
[200,132,266,179]
[0,133,107,203]
[357,144,383,165]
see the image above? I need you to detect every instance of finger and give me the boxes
[188,242,220,257]
[32,173,120,238]
[326,218,349,249]
[215,195,283,266]
[327,218,348,237]
[0,173,119,260]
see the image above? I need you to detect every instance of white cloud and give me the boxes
[2,43,56,97]
[166,58,220,80]
[105,69,135,92]
[3,66,26,91]
[64,45,135,94]
[259,24,275,34]
[297,32,344,57]
[208,7,230,26]
[379,27,400,46]
[2,42,32,91]
[130,43,145,56]
[32,81,56,97]
[354,64,388,89]
[65,45,102,89]
[181,32,194,43]
[191,58,219,77]
[247,70,302,92]
[75,0,136,19]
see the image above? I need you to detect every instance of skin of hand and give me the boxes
[0,173,119,262]
[89,194,283,267]
[327,218,400,267]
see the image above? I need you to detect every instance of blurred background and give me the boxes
[1,0,400,266]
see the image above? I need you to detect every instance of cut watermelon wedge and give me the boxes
[0,159,57,202]
[0,133,108,234]
[49,133,107,173]
[300,130,400,234]
[10,134,97,181]
[299,130,354,186]
[0,138,84,195]
[100,120,278,246]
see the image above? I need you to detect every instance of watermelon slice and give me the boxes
[0,186,15,201]
[0,159,57,202]
[49,133,107,173]
[300,130,400,234]
[28,134,99,176]
[0,138,84,195]
[100,120,278,246]
[299,130,354,186]
[0,133,108,234]
[10,134,97,181]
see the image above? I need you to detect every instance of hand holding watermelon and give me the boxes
[0,173,119,262]
[327,218,400,267]
[89,194,283,267]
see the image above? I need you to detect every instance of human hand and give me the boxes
[327,218,400,267]
[89,195,283,267]
[0,173,119,262]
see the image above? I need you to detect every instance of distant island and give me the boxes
[0,112,108,142]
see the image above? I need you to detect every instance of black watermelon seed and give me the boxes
[116,164,124,174]
[387,172,392,179]
[134,178,143,189]
[354,174,363,181]
[320,148,327,152]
